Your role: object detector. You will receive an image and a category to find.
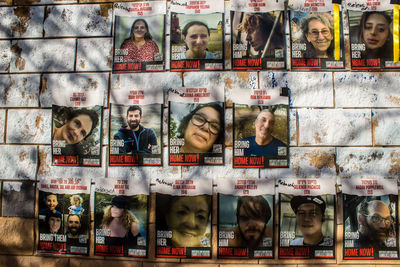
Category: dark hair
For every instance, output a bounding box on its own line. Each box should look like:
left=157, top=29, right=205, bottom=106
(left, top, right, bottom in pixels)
left=182, top=21, right=210, bottom=37
left=236, top=196, right=271, bottom=224
left=65, top=108, right=99, bottom=140
left=129, top=19, right=153, bottom=41
left=238, top=13, right=284, bottom=44
left=127, top=105, right=142, bottom=117
left=45, top=212, right=63, bottom=234
left=177, top=103, right=225, bottom=150
left=67, top=214, right=81, bottom=224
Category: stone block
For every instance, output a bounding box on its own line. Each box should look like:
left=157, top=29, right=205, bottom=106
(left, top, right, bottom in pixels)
left=102, top=107, right=109, bottom=145
left=0, top=145, right=37, bottom=180
left=40, top=73, right=109, bottom=107
left=0, top=217, right=34, bottom=255
left=6, top=109, right=51, bottom=144
left=14, top=0, right=76, bottom=5
left=259, top=72, right=334, bottom=107
left=0, top=40, right=11, bottom=72
left=373, top=109, right=400, bottom=145
left=0, top=6, right=44, bottom=38
left=335, top=72, right=400, bottom=107
left=298, top=109, right=372, bottom=146
left=70, top=258, right=141, bottom=267
left=10, top=39, right=75, bottom=72
left=44, top=4, right=112, bottom=37
left=77, top=37, right=112, bottom=71
left=0, top=110, right=4, bottom=143
left=0, top=74, right=40, bottom=107
left=185, top=71, right=258, bottom=91
left=289, top=108, right=297, bottom=146
left=225, top=108, right=232, bottom=147
left=2, top=181, right=35, bottom=217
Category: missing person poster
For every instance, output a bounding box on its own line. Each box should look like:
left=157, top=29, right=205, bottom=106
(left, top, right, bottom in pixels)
left=155, top=177, right=212, bottom=259
left=278, top=177, right=336, bottom=259
left=94, top=178, right=149, bottom=257
left=168, top=86, right=224, bottom=166
left=289, top=0, right=345, bottom=69
left=51, top=88, right=103, bottom=167
left=231, top=0, right=286, bottom=70
left=218, top=178, right=274, bottom=259
left=38, top=178, right=91, bottom=255
left=109, top=86, right=162, bottom=166
left=232, top=87, right=288, bottom=168
left=170, top=0, right=224, bottom=71
left=342, top=177, right=398, bottom=260
left=113, top=1, right=166, bottom=73
left=347, top=0, right=397, bottom=69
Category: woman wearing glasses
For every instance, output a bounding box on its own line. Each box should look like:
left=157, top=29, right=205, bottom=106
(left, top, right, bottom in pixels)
left=177, top=103, right=224, bottom=153
left=298, top=13, right=334, bottom=58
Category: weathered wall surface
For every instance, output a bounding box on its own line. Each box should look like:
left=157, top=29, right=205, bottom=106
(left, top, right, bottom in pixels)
left=0, top=0, right=399, bottom=266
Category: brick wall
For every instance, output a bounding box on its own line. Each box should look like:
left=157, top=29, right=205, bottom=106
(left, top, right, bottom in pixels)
left=0, top=0, right=399, bottom=266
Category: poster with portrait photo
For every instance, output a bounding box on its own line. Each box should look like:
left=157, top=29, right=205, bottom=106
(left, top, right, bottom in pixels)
left=231, top=0, right=286, bottom=70
left=232, top=87, right=288, bottom=168
left=289, top=0, right=345, bottom=69
left=347, top=0, right=397, bottom=69
left=94, top=178, right=149, bottom=257
left=109, top=86, right=162, bottom=166
left=155, top=177, right=212, bottom=259
left=170, top=0, right=224, bottom=71
left=342, top=177, right=398, bottom=260
left=113, top=1, right=166, bottom=73
left=38, top=178, right=91, bottom=255
left=168, top=86, right=224, bottom=166
left=278, top=177, right=336, bottom=259
left=218, top=178, right=274, bottom=259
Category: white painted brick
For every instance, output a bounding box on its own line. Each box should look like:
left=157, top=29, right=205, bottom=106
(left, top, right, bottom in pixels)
left=337, top=147, right=400, bottom=177
left=373, top=109, right=400, bottom=145
left=260, top=147, right=337, bottom=178
left=40, top=73, right=109, bottom=107
left=0, top=110, right=5, bottom=143
left=0, top=41, right=11, bottom=72
left=37, top=146, right=106, bottom=179
left=102, top=108, right=109, bottom=146
left=259, top=72, right=334, bottom=107
left=162, top=107, right=168, bottom=146
left=44, top=4, right=112, bottom=37
left=185, top=71, right=258, bottom=90
left=298, top=109, right=372, bottom=146
left=0, top=145, right=37, bottom=180
left=335, top=72, right=400, bottom=107
left=0, top=74, right=40, bottom=107
left=6, top=109, right=51, bottom=144
left=225, top=107, right=232, bottom=147
left=10, top=39, right=75, bottom=72
left=0, top=6, right=44, bottom=38
left=289, top=108, right=297, bottom=146
left=77, top=37, right=112, bottom=71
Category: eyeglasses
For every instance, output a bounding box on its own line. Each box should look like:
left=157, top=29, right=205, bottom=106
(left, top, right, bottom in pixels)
left=308, top=29, right=331, bottom=38
left=191, top=113, right=221, bottom=135
left=368, top=215, right=393, bottom=225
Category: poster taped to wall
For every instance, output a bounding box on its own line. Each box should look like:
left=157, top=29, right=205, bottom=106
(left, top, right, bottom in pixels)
left=51, top=88, right=104, bottom=167
left=342, top=177, right=398, bottom=260
left=113, top=1, right=166, bottom=73
left=155, top=177, right=212, bottom=258
left=232, top=87, right=289, bottom=168
left=218, top=178, right=274, bottom=259
left=168, top=86, right=224, bottom=166
left=38, top=178, right=91, bottom=255
left=170, top=0, right=224, bottom=71
left=231, top=0, right=286, bottom=70
left=94, top=178, right=149, bottom=257
left=347, top=0, right=397, bottom=69
left=109, top=86, right=163, bottom=166
left=278, top=177, right=336, bottom=259
left=289, top=0, right=345, bottom=69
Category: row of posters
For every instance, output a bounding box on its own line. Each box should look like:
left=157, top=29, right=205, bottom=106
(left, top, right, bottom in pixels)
left=112, top=0, right=400, bottom=71
left=51, top=84, right=289, bottom=168
left=38, top=176, right=399, bottom=260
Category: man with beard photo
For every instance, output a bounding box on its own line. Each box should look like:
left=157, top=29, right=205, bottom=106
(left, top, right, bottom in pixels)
left=228, top=196, right=272, bottom=248
left=67, top=214, right=82, bottom=239
left=114, top=105, right=158, bottom=154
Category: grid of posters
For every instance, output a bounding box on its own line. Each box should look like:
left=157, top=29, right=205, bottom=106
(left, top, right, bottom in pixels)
left=231, top=0, right=286, bottom=70
left=113, top=1, right=166, bottom=73
left=342, top=177, right=398, bottom=260
left=232, top=87, right=289, bottom=168
left=38, top=178, right=91, bottom=255
left=218, top=178, right=274, bottom=259
left=155, top=177, right=212, bottom=259
left=279, top=177, right=335, bottom=259
left=109, top=86, right=163, bottom=166
left=289, top=0, right=345, bottom=69
left=170, top=0, right=224, bottom=71
left=347, top=0, right=397, bottom=69
left=94, top=178, right=149, bottom=257
left=51, top=88, right=103, bottom=167
left=168, top=86, right=224, bottom=166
